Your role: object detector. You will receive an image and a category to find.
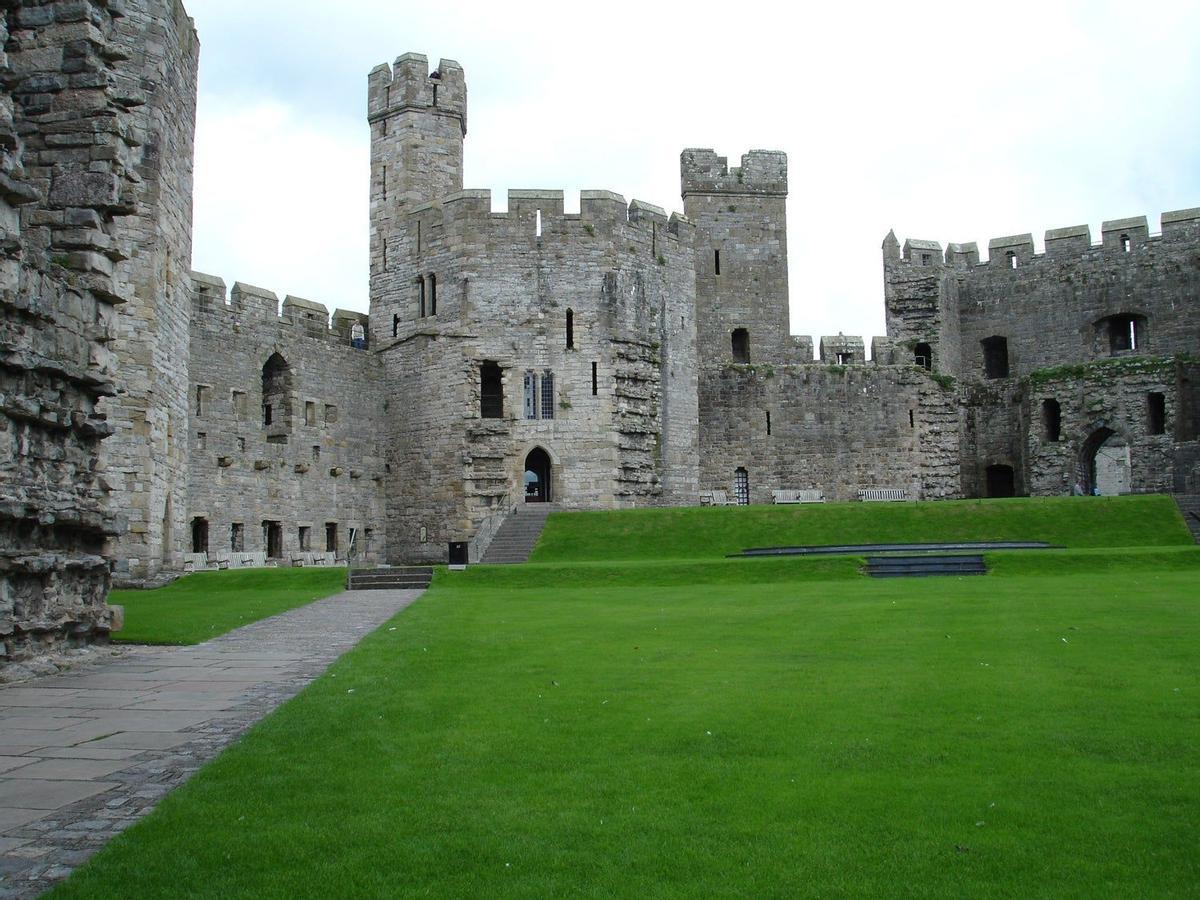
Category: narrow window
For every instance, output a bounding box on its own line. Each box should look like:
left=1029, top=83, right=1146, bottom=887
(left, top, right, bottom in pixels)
left=432, top=84, right=438, bottom=107
left=191, top=517, right=209, bottom=554
left=591, top=362, right=598, bottom=396
left=566, top=309, right=574, bottom=349
left=428, top=274, right=437, bottom=315
left=766, top=411, right=772, bottom=436
left=480, top=361, right=503, bottom=418
left=230, top=523, right=244, bottom=553
left=523, top=371, right=537, bottom=420
left=1042, top=399, right=1061, bottom=442
left=196, top=432, right=206, bottom=450
left=194, top=385, right=207, bottom=416
left=324, top=404, right=338, bottom=425
left=731, top=328, right=750, bottom=363
left=1007, top=250, right=1017, bottom=269
left=231, top=390, right=247, bottom=417
left=981, top=336, right=1009, bottom=379
left=416, top=220, right=421, bottom=253
left=298, top=526, right=311, bottom=552
left=734, top=467, right=749, bottom=506
left=909, top=410, right=915, bottom=428
left=1121, top=234, right=1131, bottom=253
left=312, top=445, right=321, bottom=461
left=536, top=209, right=542, bottom=237
left=381, top=164, right=387, bottom=202
left=262, top=353, right=291, bottom=428
left=237, top=436, right=246, bottom=452
left=714, top=249, right=721, bottom=276
left=651, top=223, right=657, bottom=257
left=914, top=342, right=932, bottom=371
left=921, top=253, right=931, bottom=266
left=1147, top=392, right=1166, bottom=435
left=305, top=401, right=317, bottom=426
left=381, top=238, right=388, bottom=271
left=541, top=371, right=555, bottom=420
left=325, top=522, right=338, bottom=553
left=417, top=277, right=426, bottom=317
left=392, top=314, right=399, bottom=337
left=263, top=404, right=272, bottom=426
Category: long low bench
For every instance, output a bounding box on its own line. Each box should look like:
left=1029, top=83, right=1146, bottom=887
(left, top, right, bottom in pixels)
left=700, top=490, right=738, bottom=506
left=858, top=488, right=910, bottom=502
left=772, top=490, right=825, bottom=504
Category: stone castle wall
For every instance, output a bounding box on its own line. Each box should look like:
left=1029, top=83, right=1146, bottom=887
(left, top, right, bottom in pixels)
left=1, top=0, right=159, bottom=661
left=97, top=0, right=197, bottom=583
left=186, top=276, right=385, bottom=565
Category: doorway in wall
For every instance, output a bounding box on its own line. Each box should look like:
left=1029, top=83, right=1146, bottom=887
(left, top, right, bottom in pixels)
left=524, top=448, right=552, bottom=503
left=262, top=520, right=283, bottom=559
left=1082, top=428, right=1131, bottom=495
left=985, top=465, right=1016, bottom=498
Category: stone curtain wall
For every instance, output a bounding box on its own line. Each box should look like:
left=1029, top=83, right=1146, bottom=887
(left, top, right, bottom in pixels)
left=698, top=366, right=961, bottom=502
left=98, top=0, right=197, bottom=583
left=0, top=0, right=147, bottom=661
left=186, top=276, right=385, bottom=565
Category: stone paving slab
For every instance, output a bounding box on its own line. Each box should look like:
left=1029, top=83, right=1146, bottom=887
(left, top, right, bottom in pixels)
left=0, top=588, right=421, bottom=898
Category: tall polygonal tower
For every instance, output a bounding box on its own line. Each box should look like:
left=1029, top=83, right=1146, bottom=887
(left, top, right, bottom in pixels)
left=368, top=53, right=465, bottom=338
left=681, top=149, right=789, bottom=366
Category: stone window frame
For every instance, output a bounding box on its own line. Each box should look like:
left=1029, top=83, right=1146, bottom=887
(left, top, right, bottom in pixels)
left=1042, top=398, right=1062, bottom=442
left=231, top=389, right=247, bottom=418
left=1147, top=392, right=1166, bottom=436
left=194, top=384, right=211, bottom=417
left=981, top=336, right=1010, bottom=379
left=731, top=328, right=750, bottom=363
left=304, top=401, right=318, bottom=427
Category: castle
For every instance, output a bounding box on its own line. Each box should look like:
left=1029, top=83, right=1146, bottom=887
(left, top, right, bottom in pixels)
left=2, top=1, right=1198, bottom=663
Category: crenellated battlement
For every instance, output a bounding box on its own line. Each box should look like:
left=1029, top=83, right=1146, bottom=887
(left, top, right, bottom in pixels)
left=888, top=207, right=1200, bottom=270
left=190, top=272, right=370, bottom=348
left=368, top=52, right=466, bottom=135
left=401, top=188, right=693, bottom=246
left=680, top=148, right=787, bottom=197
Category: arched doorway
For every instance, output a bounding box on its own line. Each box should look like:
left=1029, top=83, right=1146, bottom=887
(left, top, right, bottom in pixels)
left=1080, top=428, right=1131, bottom=496
left=524, top=447, right=552, bottom=503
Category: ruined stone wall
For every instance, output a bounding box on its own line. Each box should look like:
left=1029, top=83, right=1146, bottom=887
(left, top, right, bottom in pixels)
left=375, top=189, right=698, bottom=563
left=1, top=0, right=147, bottom=661
left=1024, top=356, right=1195, bottom=497
left=186, top=276, right=385, bottom=564
left=98, top=0, right=197, bottom=582
left=698, top=363, right=961, bottom=503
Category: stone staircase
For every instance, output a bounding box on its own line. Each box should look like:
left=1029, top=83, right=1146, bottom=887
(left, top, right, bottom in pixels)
left=346, top=566, right=433, bottom=591
left=1173, top=494, right=1200, bottom=544
left=480, top=503, right=557, bottom=564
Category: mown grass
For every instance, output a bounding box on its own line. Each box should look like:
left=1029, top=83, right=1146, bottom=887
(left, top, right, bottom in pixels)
left=59, top=507, right=1199, bottom=896
left=532, top=494, right=1193, bottom=562
left=109, top=567, right=347, bottom=645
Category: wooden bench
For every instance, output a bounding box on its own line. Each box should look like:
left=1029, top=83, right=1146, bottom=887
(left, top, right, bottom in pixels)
left=858, top=488, right=910, bottom=502
left=701, top=490, right=738, bottom=507
left=772, top=489, right=825, bottom=504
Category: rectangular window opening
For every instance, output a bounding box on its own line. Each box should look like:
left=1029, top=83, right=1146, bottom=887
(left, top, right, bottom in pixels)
left=714, top=249, right=721, bottom=276
left=523, top=371, right=537, bottom=420
left=325, top=522, right=338, bottom=553
left=230, top=523, right=244, bottom=553
left=231, top=390, right=247, bottom=417
left=540, top=371, right=555, bottom=420
left=591, top=362, right=598, bottom=396
left=304, top=401, right=316, bottom=426
left=298, top=526, right=311, bottom=552
left=1148, top=392, right=1166, bottom=435
left=766, top=411, right=772, bottom=436
left=481, top=361, right=503, bottom=419
left=536, top=208, right=543, bottom=237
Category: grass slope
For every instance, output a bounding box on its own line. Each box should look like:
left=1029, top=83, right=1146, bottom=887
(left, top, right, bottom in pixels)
left=110, top=567, right=346, bottom=645
left=59, top=552, right=1199, bottom=897
left=532, top=495, right=1193, bottom=562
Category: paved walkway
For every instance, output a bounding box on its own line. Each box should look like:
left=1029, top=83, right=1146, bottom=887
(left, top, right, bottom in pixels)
left=0, top=589, right=421, bottom=898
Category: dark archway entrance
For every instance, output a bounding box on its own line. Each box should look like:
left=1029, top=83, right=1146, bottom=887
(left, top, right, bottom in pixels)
left=1080, top=428, right=1131, bottom=495
left=524, top=448, right=552, bottom=503
left=985, top=465, right=1016, bottom=498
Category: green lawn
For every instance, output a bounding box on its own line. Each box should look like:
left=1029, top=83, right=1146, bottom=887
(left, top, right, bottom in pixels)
left=109, top=567, right=347, bottom=645
left=533, top=494, right=1194, bottom=562
left=58, top=496, right=1199, bottom=896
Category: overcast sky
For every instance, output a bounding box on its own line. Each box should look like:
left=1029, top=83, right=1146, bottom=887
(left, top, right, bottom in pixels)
left=186, top=0, right=1200, bottom=344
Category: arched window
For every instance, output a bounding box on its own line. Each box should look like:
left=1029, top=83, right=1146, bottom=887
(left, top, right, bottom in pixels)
left=566, top=309, right=574, bottom=349
left=262, top=353, right=292, bottom=428
left=731, top=328, right=750, bottom=363
left=1042, top=399, right=1061, bottom=442
left=914, top=342, right=932, bottom=371
left=1098, top=313, right=1146, bottom=355
left=981, top=336, right=1009, bottom=379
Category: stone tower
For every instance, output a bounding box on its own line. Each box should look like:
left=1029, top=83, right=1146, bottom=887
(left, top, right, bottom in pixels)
left=681, top=149, right=789, bottom=366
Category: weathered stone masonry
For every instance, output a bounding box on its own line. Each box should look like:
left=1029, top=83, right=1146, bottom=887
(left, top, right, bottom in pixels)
left=0, top=0, right=174, bottom=660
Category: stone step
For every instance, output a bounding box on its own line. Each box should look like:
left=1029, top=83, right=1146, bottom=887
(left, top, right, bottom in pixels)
left=1173, top=494, right=1200, bottom=544
left=347, top=567, right=434, bottom=591
left=480, top=505, right=558, bottom=565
